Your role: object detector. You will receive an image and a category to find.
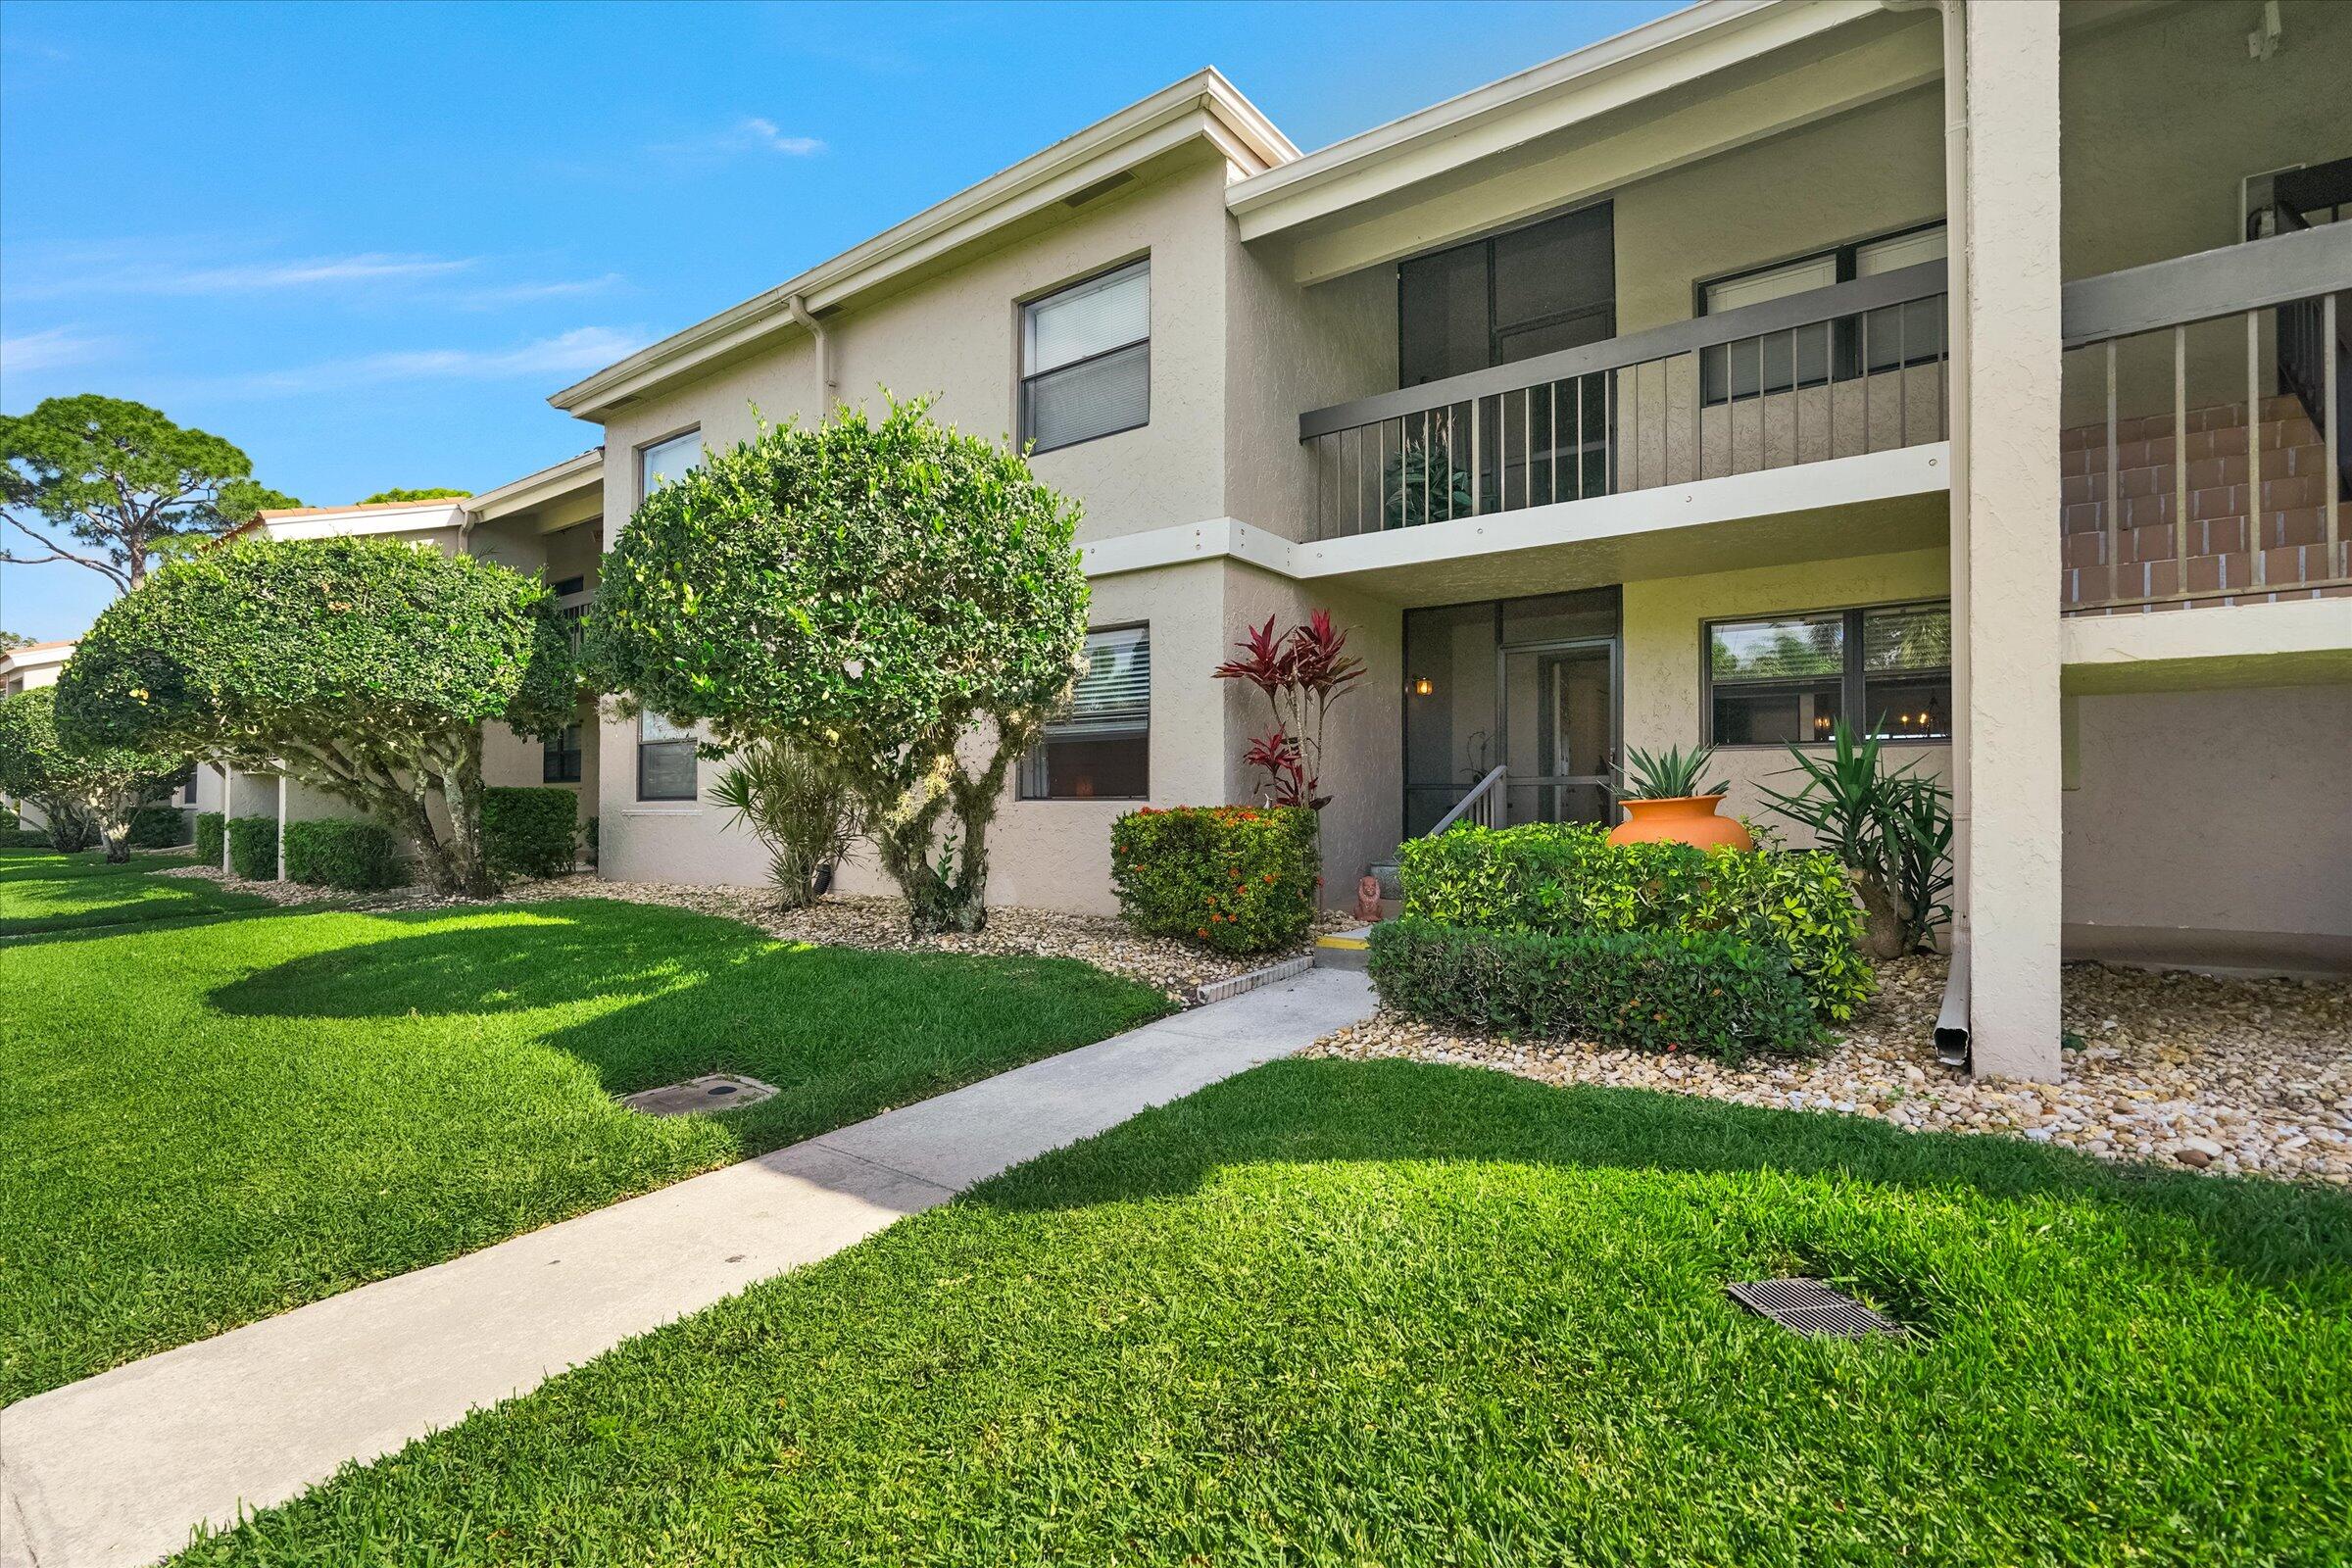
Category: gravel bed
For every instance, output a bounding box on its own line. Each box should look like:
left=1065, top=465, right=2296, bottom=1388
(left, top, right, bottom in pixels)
left=156, top=863, right=1343, bottom=1003
left=1304, top=956, right=2352, bottom=1185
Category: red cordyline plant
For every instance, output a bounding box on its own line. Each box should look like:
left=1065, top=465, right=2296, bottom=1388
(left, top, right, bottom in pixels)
left=1213, top=611, right=1365, bottom=809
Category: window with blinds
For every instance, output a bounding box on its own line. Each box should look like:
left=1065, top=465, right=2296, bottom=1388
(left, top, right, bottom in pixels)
left=1706, top=601, right=1949, bottom=746
left=636, top=710, right=698, bottom=801
left=1021, top=261, right=1149, bottom=454
left=1698, top=222, right=1946, bottom=402
left=1021, top=625, right=1149, bottom=800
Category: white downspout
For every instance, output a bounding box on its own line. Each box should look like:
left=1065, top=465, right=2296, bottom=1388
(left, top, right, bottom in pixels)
left=1937, top=0, right=1974, bottom=1069
left=785, top=294, right=837, bottom=420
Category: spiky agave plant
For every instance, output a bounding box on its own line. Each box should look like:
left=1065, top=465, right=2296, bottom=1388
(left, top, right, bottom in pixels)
left=1618, top=742, right=1729, bottom=801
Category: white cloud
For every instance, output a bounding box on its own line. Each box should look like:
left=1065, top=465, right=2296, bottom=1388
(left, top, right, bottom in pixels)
left=0, top=326, right=117, bottom=373
left=730, top=118, right=826, bottom=157
left=456, top=272, right=628, bottom=310
left=199, top=326, right=649, bottom=398
left=11, top=251, right=478, bottom=300
left=650, top=117, right=828, bottom=164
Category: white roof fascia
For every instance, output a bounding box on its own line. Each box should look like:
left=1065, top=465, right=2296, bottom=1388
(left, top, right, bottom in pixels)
left=467, top=450, right=604, bottom=522
left=1226, top=0, right=1887, bottom=239
left=0, top=644, right=74, bottom=674
left=259, top=502, right=469, bottom=542
left=551, top=69, right=1296, bottom=421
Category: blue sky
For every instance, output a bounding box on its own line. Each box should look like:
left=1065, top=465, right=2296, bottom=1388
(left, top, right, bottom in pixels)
left=1, top=0, right=1678, bottom=642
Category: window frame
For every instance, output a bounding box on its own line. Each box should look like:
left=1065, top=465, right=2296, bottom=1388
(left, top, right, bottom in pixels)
left=1692, top=220, right=1947, bottom=404
left=635, top=426, right=703, bottom=503
left=635, top=710, right=699, bottom=802
left=1018, top=621, right=1151, bottom=802
left=1700, top=597, right=1951, bottom=749
left=543, top=722, right=584, bottom=785
left=1395, top=198, right=1617, bottom=387
left=1017, top=258, right=1152, bottom=455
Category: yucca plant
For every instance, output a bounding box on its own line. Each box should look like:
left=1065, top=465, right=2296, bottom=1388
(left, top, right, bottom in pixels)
left=1758, top=721, right=1952, bottom=958
left=1618, top=742, right=1728, bottom=801
left=711, top=739, right=861, bottom=908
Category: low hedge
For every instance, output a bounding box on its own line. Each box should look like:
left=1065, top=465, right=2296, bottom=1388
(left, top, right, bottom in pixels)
left=194, top=811, right=225, bottom=864
left=1369, top=915, right=1818, bottom=1061
left=2, top=827, right=52, bottom=849
left=483, top=786, right=577, bottom=880
left=127, top=806, right=190, bottom=849
left=227, top=814, right=278, bottom=880
left=1397, top=823, right=1871, bottom=1022
left=1111, top=805, right=1320, bottom=955
left=283, top=819, right=404, bottom=890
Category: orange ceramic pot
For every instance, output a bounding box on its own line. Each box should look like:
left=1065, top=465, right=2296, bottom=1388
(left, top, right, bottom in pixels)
left=1607, top=795, right=1754, bottom=852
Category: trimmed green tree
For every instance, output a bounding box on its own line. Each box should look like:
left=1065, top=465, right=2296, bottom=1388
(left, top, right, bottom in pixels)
left=585, top=399, right=1088, bottom=934
left=56, top=536, right=574, bottom=895
left=0, top=394, right=298, bottom=594
left=358, top=487, right=470, bottom=505
left=0, top=688, right=188, bottom=861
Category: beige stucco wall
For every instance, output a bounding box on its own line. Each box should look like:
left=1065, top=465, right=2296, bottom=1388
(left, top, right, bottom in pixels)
left=1611, top=88, right=1944, bottom=338
left=2061, top=0, right=2351, bottom=281
left=2064, top=682, right=2352, bottom=943
left=1621, top=543, right=1956, bottom=837
left=1223, top=241, right=1396, bottom=540
left=598, top=147, right=1242, bottom=553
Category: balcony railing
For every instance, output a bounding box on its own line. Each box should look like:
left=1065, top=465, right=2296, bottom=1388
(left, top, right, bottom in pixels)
left=558, top=588, right=593, bottom=655
left=2059, top=222, right=2350, bottom=614
left=1298, top=261, right=1950, bottom=542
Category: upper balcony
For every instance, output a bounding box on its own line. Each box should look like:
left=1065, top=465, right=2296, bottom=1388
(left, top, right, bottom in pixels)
left=1295, top=257, right=1950, bottom=592
left=2058, top=208, right=2348, bottom=618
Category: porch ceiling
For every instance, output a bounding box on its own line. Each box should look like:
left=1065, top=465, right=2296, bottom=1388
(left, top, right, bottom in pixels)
left=1295, top=444, right=1949, bottom=608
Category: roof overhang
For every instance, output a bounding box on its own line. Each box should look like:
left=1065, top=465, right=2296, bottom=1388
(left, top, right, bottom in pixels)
left=0, top=641, right=74, bottom=677
left=1226, top=0, right=1909, bottom=273
left=549, top=69, right=1296, bottom=422
left=251, top=499, right=470, bottom=542
left=467, top=448, right=604, bottom=525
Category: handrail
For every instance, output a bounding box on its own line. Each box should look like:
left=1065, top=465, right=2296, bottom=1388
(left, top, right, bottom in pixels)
left=1300, top=260, right=1948, bottom=440
left=1427, top=765, right=1507, bottom=837
left=2061, top=222, right=2352, bottom=349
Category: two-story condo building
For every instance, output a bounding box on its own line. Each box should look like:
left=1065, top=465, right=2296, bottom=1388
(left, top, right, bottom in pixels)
left=204, top=0, right=2351, bottom=1080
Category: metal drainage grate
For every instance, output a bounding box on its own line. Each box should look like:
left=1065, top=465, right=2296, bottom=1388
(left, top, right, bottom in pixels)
left=1726, top=1277, right=1905, bottom=1340
left=620, top=1073, right=779, bottom=1117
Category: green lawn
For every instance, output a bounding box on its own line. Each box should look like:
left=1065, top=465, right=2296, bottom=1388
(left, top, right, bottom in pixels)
left=0, top=849, right=272, bottom=937
left=176, top=1059, right=2350, bottom=1566
left=0, top=894, right=1168, bottom=1401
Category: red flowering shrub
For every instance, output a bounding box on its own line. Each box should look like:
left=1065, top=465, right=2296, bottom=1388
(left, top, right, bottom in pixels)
left=1110, top=805, right=1319, bottom=955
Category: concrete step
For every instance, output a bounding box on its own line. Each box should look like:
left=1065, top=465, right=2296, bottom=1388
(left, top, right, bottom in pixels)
left=1313, top=926, right=1376, bottom=971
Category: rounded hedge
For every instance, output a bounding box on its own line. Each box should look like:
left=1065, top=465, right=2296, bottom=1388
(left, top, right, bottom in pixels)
left=56, top=535, right=574, bottom=764
left=584, top=399, right=1087, bottom=764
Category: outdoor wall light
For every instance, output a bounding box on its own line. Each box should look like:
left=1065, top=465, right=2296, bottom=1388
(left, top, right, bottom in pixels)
left=1411, top=676, right=1435, bottom=697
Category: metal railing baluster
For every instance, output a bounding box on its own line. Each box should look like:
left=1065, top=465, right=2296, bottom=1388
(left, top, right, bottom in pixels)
left=2104, top=339, right=2120, bottom=606
left=2248, top=310, right=2265, bottom=589
left=2174, top=326, right=2188, bottom=591
left=2327, top=292, right=2341, bottom=565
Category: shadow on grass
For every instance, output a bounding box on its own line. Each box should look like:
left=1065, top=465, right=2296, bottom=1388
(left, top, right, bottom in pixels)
left=0, top=851, right=271, bottom=940
left=969, top=1056, right=2352, bottom=1294
left=210, top=906, right=743, bottom=1018
left=210, top=900, right=1173, bottom=1112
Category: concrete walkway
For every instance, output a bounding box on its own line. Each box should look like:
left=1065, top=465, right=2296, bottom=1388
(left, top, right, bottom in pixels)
left=2, top=967, right=1373, bottom=1568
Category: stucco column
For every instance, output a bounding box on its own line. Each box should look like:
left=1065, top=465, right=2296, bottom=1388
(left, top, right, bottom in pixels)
left=1953, top=0, right=2063, bottom=1080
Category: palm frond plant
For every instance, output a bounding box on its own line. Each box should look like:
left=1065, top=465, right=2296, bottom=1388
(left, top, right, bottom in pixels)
left=1618, top=742, right=1729, bottom=801
left=1757, top=720, right=1953, bottom=958
left=711, top=739, right=861, bottom=908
